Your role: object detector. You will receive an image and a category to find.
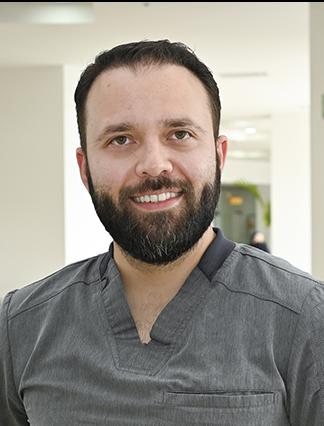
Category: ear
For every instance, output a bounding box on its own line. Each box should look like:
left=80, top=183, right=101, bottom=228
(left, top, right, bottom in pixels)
left=76, top=147, right=89, bottom=191
left=216, top=135, right=228, bottom=171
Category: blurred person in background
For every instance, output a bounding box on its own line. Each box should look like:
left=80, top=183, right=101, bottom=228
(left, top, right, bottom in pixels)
left=249, top=230, right=270, bottom=253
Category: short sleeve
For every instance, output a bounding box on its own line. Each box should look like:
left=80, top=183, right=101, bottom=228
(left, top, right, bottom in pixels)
left=0, top=292, right=29, bottom=426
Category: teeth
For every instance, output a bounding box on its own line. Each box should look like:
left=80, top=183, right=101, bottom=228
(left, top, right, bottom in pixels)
left=134, top=192, right=179, bottom=203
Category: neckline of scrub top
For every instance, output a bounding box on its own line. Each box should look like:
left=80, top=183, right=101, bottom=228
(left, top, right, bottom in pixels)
left=99, top=228, right=235, bottom=374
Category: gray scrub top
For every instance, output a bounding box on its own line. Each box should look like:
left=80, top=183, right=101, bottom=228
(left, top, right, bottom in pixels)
left=1, top=229, right=324, bottom=425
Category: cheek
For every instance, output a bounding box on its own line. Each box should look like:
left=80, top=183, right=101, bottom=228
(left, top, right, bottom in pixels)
left=85, top=164, right=114, bottom=201
left=87, top=154, right=129, bottom=191
left=185, top=154, right=216, bottom=186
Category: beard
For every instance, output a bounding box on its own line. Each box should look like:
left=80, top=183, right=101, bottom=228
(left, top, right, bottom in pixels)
left=86, top=160, right=221, bottom=265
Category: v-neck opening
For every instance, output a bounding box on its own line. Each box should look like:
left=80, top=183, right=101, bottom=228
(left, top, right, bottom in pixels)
left=99, top=228, right=235, bottom=374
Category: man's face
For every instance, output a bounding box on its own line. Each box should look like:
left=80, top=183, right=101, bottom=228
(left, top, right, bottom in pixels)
left=77, top=64, right=227, bottom=264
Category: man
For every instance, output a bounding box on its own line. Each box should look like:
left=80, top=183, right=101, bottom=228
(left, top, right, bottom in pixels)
left=0, top=40, right=323, bottom=425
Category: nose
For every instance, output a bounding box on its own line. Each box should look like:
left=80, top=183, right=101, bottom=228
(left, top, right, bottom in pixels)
left=135, top=141, right=173, bottom=178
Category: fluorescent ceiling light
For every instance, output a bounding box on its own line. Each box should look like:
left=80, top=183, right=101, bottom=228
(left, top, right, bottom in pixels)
left=226, top=130, right=247, bottom=142
left=227, top=150, right=269, bottom=160
left=244, top=127, right=257, bottom=134
left=0, top=2, right=94, bottom=24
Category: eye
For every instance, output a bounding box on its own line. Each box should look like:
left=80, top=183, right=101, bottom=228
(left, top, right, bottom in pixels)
left=171, top=130, right=192, bottom=141
left=110, top=135, right=131, bottom=146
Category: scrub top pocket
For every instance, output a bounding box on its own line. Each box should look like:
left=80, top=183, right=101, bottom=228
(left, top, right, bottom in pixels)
left=162, top=391, right=290, bottom=425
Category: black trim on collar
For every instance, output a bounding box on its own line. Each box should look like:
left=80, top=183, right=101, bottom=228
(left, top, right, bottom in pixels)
left=198, top=228, right=235, bottom=281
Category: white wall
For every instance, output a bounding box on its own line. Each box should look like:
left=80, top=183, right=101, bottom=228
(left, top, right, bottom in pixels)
left=222, top=159, right=270, bottom=186
left=0, top=67, right=65, bottom=297
left=271, top=110, right=311, bottom=272
left=63, top=66, right=112, bottom=265
left=310, top=3, right=324, bottom=280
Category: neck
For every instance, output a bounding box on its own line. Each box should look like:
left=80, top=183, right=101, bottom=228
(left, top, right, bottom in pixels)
left=113, top=226, right=216, bottom=291
left=113, top=226, right=216, bottom=345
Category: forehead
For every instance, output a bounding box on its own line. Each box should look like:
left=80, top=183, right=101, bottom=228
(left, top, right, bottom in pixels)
left=85, top=64, right=213, bottom=136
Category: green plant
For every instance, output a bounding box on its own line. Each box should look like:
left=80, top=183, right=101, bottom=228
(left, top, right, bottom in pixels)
left=234, top=181, right=271, bottom=227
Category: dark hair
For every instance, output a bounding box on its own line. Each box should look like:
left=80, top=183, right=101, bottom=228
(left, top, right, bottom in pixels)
left=74, top=40, right=221, bottom=152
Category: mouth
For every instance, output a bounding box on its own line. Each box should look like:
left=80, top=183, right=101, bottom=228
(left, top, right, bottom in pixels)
left=130, top=190, right=183, bottom=211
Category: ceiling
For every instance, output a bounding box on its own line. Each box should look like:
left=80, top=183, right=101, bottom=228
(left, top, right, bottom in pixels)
left=0, top=2, right=310, bottom=160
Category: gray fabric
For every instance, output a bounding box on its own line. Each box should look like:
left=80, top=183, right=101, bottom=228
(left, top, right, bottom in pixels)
left=1, top=233, right=324, bottom=425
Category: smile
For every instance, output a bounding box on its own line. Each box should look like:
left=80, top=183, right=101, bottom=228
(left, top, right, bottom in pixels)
left=133, top=192, right=180, bottom=204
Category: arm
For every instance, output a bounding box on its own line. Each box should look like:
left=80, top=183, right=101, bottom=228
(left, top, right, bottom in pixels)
left=0, top=292, right=29, bottom=425
left=286, top=285, right=324, bottom=425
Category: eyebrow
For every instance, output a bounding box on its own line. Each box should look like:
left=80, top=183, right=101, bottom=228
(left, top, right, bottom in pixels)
left=96, top=122, right=135, bottom=143
left=96, top=117, right=207, bottom=142
left=160, top=118, right=207, bottom=135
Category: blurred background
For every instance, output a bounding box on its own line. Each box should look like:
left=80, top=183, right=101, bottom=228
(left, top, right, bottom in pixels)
left=1, top=2, right=323, bottom=296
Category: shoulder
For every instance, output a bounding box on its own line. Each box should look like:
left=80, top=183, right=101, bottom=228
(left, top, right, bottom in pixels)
left=216, top=243, right=324, bottom=314
left=2, top=252, right=110, bottom=320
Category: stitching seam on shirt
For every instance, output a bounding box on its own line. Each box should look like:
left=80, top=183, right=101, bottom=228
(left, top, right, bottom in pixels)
left=5, top=292, right=26, bottom=411
left=166, top=270, right=211, bottom=341
left=310, top=302, right=324, bottom=390
left=232, top=248, right=320, bottom=285
left=285, top=291, right=319, bottom=418
left=309, top=304, right=324, bottom=421
left=213, top=278, right=302, bottom=314
left=8, top=279, right=101, bottom=321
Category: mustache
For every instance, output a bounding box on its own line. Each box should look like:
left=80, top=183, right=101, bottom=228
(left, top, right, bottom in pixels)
left=120, top=176, right=192, bottom=201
